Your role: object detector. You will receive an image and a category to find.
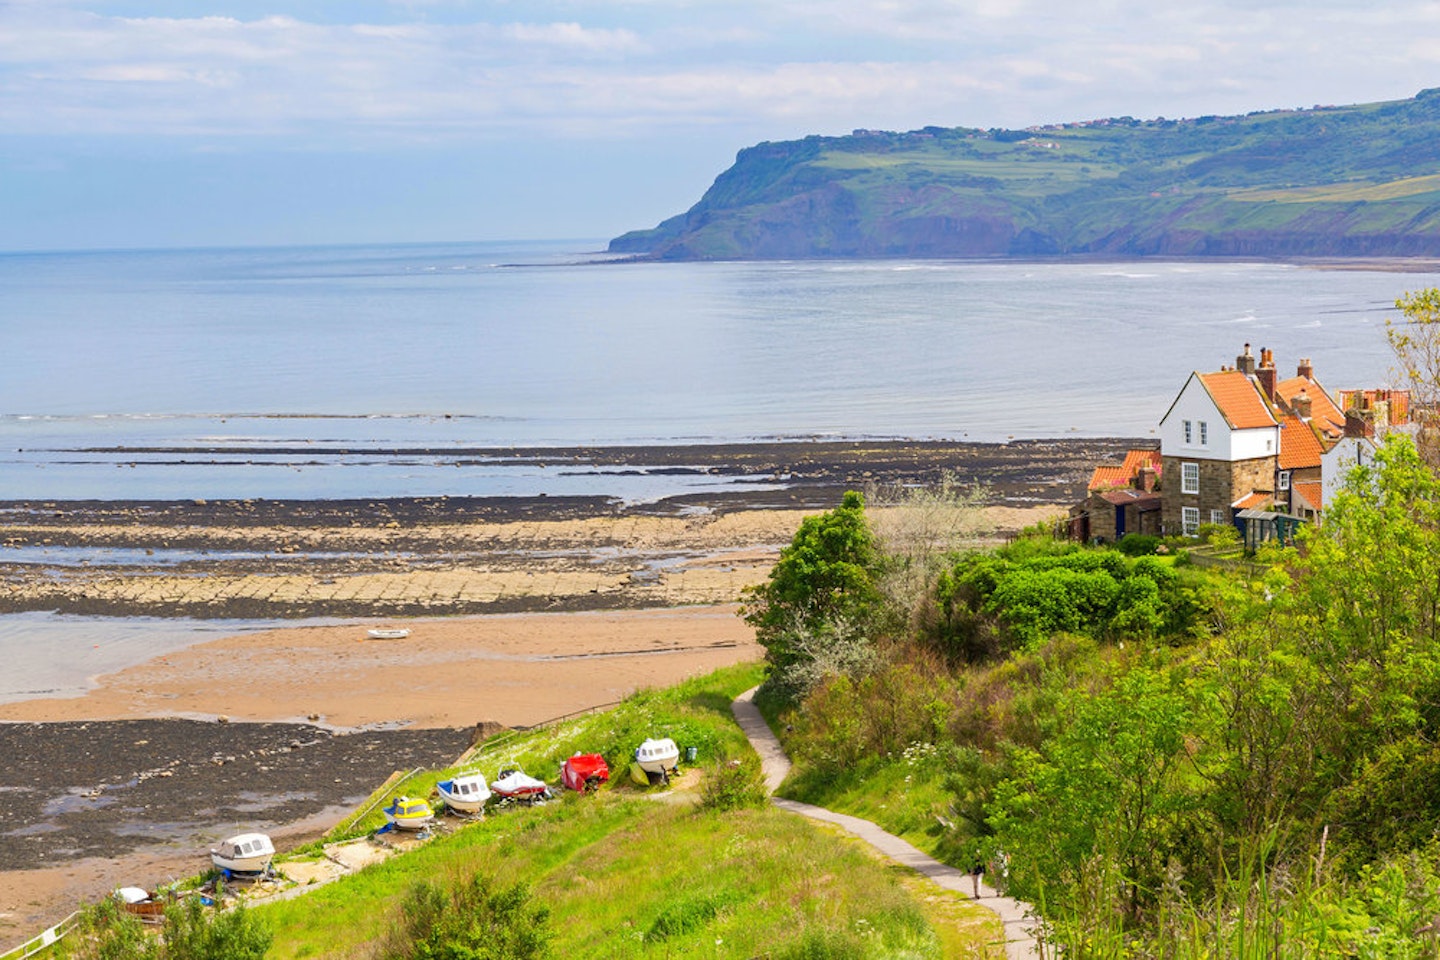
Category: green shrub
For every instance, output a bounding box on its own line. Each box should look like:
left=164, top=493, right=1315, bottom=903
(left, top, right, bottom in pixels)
left=374, top=871, right=551, bottom=960
left=776, top=928, right=866, bottom=960
left=699, top=756, right=768, bottom=812
left=1116, top=533, right=1161, bottom=556
left=160, top=898, right=270, bottom=960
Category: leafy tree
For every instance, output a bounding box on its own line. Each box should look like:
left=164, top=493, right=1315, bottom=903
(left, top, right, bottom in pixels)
left=742, top=491, right=883, bottom=698
left=1388, top=288, right=1440, bottom=463
left=374, top=871, right=551, bottom=960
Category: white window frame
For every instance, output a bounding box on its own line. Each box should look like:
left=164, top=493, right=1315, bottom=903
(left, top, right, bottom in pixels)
left=1183, top=419, right=1193, bottom=444
left=1199, top=420, right=1208, bottom=446
left=1278, top=470, right=1291, bottom=491
left=1210, top=509, right=1226, bottom=526
left=1181, top=462, right=1200, bottom=494
left=1182, top=506, right=1200, bottom=536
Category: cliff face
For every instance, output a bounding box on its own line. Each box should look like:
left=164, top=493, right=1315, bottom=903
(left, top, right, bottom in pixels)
left=610, top=90, right=1440, bottom=260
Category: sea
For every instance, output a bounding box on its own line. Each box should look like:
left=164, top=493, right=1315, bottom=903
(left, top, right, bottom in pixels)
left=2, top=240, right=1439, bottom=694
left=3, top=239, right=1435, bottom=504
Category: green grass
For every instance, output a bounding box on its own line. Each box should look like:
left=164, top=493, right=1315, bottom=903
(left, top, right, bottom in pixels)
left=253, top=661, right=1004, bottom=958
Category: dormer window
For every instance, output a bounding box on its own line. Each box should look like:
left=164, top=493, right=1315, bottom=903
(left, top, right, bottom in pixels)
left=1278, top=471, right=1291, bottom=491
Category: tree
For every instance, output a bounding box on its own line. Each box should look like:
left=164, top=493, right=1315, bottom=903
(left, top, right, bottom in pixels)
left=741, top=491, right=883, bottom=698
left=1387, top=288, right=1440, bottom=463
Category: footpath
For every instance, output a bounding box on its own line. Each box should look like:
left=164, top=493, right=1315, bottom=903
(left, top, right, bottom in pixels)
left=731, top=688, right=1042, bottom=960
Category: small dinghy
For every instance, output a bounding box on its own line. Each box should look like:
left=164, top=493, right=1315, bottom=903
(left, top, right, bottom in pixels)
left=490, top=769, right=552, bottom=804
left=115, top=887, right=166, bottom=924
left=366, top=627, right=411, bottom=640
left=560, top=753, right=610, bottom=793
left=210, top=832, right=275, bottom=875
left=382, top=796, right=435, bottom=831
left=634, top=738, right=681, bottom=782
left=435, top=772, right=491, bottom=815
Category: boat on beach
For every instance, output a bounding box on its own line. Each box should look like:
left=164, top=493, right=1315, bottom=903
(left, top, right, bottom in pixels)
left=210, top=832, right=275, bottom=875
left=490, top=769, right=551, bottom=804
left=366, top=627, right=411, bottom=640
left=435, top=772, right=491, bottom=814
left=382, top=796, right=435, bottom=830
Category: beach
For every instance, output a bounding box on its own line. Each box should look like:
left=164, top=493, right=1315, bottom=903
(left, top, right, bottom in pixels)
left=0, top=438, right=1108, bottom=943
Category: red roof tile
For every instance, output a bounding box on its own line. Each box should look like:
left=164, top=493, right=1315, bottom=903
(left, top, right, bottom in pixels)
left=1198, top=371, right=1277, bottom=429
left=1232, top=491, right=1272, bottom=510
left=1087, top=449, right=1161, bottom=492
left=1278, top=415, right=1326, bottom=470
left=1291, top=481, right=1323, bottom=511
left=1277, top=376, right=1345, bottom=429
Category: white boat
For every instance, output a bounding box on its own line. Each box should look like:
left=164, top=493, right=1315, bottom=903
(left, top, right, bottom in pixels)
left=210, top=832, right=275, bottom=874
left=634, top=738, right=680, bottom=776
left=382, top=796, right=435, bottom=830
left=490, top=769, right=551, bottom=803
left=435, top=772, right=491, bottom=814
left=367, top=627, right=411, bottom=640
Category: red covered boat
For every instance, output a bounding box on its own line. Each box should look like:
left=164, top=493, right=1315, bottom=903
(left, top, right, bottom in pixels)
left=560, top=753, right=610, bottom=793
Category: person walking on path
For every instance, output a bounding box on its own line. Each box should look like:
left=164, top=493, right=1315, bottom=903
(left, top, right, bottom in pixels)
left=730, top=686, right=1042, bottom=960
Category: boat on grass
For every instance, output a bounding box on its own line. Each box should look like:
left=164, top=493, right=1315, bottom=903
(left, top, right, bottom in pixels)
left=490, top=769, right=552, bottom=804
left=382, top=796, right=435, bottom=831
left=210, top=833, right=275, bottom=875
left=115, top=887, right=167, bottom=924
left=560, top=753, right=610, bottom=793
left=435, top=772, right=491, bottom=814
left=634, top=738, right=680, bottom=782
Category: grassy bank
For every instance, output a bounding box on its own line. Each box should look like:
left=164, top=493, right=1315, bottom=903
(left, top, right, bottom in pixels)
left=252, top=661, right=1002, bottom=958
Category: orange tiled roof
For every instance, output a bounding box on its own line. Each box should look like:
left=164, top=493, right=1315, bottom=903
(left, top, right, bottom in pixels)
left=1278, top=415, right=1326, bottom=470
left=1087, top=449, right=1161, bottom=492
left=1232, top=491, right=1272, bottom=510
left=1292, top=481, right=1324, bottom=511
left=1277, top=376, right=1345, bottom=429
left=1198, top=371, right=1278, bottom=430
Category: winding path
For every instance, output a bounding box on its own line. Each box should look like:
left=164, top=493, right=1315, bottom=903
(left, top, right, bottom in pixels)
left=731, top=687, right=1042, bottom=960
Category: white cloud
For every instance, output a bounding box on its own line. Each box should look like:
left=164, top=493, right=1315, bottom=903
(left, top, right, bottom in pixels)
left=0, top=1, right=1436, bottom=144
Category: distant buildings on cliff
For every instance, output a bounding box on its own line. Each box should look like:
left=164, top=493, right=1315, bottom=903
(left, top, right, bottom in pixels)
left=1073, top=344, right=1410, bottom=546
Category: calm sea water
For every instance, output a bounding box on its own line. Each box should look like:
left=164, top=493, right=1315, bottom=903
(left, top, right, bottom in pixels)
left=2, top=240, right=1435, bottom=501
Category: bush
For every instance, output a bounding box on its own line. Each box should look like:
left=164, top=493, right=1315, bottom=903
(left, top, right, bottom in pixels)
left=65, top=897, right=270, bottom=960
left=374, top=870, right=551, bottom=960
left=699, top=756, right=768, bottom=812
left=1117, top=533, right=1161, bottom=556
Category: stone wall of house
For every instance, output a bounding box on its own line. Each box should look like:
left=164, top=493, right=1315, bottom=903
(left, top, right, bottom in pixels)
left=1161, top=455, right=1276, bottom=534
left=1087, top=494, right=1118, bottom=541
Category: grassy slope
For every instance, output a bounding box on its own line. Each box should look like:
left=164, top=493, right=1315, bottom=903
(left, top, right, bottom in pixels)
left=256, top=662, right=1004, bottom=959
left=611, top=89, right=1440, bottom=259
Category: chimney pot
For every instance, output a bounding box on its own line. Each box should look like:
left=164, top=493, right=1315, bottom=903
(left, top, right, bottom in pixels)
left=1297, top=357, right=1314, bottom=379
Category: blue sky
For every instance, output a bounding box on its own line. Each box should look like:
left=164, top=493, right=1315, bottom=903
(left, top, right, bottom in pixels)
left=3, top=0, right=1439, bottom=251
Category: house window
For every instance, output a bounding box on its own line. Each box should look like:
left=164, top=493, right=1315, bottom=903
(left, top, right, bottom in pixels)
left=1182, top=507, right=1200, bottom=536
left=1181, top=462, right=1200, bottom=494
left=1199, top=421, right=1208, bottom=445
left=1183, top=419, right=1193, bottom=444
left=1278, top=470, right=1291, bottom=491
left=1210, top=509, right=1226, bottom=526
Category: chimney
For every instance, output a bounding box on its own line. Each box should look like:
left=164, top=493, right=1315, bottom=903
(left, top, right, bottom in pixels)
left=1136, top=465, right=1157, bottom=493
left=1297, top=357, right=1314, bottom=380
left=1236, top=343, right=1256, bottom=376
left=1256, top=347, right=1277, bottom=402
left=1294, top=388, right=1312, bottom=420
left=1345, top=408, right=1373, bottom=439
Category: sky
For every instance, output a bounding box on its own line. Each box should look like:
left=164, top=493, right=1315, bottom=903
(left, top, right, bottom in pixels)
left=3, top=1, right=1440, bottom=251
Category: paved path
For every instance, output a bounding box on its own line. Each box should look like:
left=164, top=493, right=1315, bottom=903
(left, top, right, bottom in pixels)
left=731, top=687, right=1042, bottom=960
